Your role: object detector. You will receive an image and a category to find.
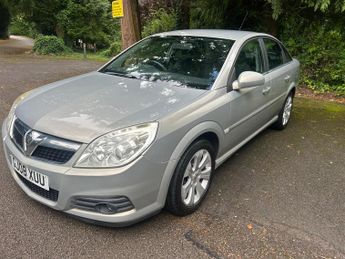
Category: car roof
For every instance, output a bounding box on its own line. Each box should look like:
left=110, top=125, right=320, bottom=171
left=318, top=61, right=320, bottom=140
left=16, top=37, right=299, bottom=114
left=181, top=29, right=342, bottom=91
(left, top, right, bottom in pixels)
left=153, top=29, right=270, bottom=41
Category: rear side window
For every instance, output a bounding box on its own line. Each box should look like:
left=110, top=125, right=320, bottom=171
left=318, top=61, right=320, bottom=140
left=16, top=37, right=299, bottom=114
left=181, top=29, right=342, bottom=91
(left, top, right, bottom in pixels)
left=263, top=38, right=284, bottom=70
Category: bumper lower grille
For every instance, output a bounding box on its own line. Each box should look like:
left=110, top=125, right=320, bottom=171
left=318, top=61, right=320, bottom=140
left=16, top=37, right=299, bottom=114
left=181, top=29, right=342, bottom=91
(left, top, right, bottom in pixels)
left=16, top=171, right=59, bottom=202
left=32, top=146, right=75, bottom=164
left=72, top=196, right=134, bottom=214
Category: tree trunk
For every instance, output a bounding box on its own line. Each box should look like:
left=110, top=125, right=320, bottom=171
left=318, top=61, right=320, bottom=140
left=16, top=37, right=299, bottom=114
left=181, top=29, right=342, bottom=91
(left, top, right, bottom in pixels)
left=121, top=0, right=141, bottom=49
left=264, top=15, right=278, bottom=36
left=0, top=3, right=10, bottom=39
left=177, top=0, right=190, bottom=29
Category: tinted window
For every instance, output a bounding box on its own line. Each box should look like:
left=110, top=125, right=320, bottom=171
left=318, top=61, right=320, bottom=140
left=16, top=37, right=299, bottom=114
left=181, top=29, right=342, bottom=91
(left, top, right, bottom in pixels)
left=282, top=45, right=293, bottom=62
left=264, top=38, right=284, bottom=70
left=235, top=39, right=264, bottom=78
left=101, top=36, right=234, bottom=90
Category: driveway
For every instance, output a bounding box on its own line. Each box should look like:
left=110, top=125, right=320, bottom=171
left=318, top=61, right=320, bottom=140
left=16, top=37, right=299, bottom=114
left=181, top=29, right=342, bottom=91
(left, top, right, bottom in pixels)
left=0, top=35, right=34, bottom=55
left=0, top=52, right=344, bottom=258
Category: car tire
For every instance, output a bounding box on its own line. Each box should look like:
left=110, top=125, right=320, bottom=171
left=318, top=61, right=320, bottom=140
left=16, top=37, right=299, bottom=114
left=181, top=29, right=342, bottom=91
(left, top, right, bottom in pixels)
left=271, top=92, right=294, bottom=130
left=166, top=139, right=215, bottom=216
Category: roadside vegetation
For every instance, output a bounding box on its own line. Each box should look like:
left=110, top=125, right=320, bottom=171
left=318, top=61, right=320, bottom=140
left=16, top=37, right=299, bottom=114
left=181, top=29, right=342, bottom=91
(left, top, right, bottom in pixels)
left=0, top=0, right=345, bottom=96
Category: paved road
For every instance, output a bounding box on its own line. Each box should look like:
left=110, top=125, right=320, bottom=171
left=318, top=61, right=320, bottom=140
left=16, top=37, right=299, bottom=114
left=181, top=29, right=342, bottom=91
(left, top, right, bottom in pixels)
left=0, top=52, right=345, bottom=258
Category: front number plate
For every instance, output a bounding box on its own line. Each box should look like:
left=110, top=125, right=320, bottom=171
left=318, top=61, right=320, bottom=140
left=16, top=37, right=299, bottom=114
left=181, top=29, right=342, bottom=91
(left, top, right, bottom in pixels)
left=10, top=155, right=49, bottom=191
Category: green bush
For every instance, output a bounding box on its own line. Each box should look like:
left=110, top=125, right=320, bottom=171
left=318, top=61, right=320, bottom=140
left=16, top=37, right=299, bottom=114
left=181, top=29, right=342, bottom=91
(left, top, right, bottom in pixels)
left=33, top=35, right=68, bottom=55
left=101, top=41, right=121, bottom=57
left=281, top=20, right=345, bottom=96
left=142, top=9, right=177, bottom=37
left=10, top=16, right=38, bottom=38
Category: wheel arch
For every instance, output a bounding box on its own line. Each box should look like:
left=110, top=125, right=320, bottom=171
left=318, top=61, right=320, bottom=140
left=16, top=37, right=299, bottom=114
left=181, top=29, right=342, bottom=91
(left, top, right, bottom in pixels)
left=290, top=86, right=296, bottom=97
left=156, top=121, right=224, bottom=206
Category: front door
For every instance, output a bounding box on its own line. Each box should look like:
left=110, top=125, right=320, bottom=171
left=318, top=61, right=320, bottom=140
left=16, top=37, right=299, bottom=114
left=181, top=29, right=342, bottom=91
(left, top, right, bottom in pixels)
left=225, top=38, right=273, bottom=150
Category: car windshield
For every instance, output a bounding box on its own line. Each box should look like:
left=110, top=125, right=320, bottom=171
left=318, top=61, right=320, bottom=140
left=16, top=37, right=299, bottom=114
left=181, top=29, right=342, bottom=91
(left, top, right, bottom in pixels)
left=100, top=36, right=234, bottom=90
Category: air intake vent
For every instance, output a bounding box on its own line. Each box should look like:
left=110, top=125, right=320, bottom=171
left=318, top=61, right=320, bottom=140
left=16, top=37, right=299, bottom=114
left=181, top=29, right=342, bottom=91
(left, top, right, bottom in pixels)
left=72, top=196, right=134, bottom=214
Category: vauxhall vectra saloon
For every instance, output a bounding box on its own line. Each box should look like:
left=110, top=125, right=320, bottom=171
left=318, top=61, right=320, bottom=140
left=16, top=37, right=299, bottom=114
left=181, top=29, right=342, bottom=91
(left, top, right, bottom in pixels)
left=2, top=30, right=299, bottom=226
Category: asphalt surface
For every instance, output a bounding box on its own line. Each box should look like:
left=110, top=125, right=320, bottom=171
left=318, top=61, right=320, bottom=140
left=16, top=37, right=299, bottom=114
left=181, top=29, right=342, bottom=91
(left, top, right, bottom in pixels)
left=0, top=39, right=345, bottom=258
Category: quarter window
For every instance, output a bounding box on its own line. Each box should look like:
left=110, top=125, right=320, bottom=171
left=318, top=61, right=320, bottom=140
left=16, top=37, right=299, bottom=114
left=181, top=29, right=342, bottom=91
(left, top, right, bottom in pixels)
left=282, top=45, right=293, bottom=62
left=234, top=39, right=264, bottom=78
left=263, top=38, right=284, bottom=70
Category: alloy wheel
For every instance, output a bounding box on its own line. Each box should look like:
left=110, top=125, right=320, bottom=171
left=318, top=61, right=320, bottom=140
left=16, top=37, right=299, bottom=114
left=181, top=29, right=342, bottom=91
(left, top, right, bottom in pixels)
left=282, top=96, right=292, bottom=125
left=181, top=149, right=212, bottom=206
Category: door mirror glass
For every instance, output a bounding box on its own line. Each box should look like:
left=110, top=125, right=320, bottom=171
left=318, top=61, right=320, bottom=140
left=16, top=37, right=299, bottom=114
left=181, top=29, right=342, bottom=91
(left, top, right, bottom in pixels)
left=232, top=71, right=265, bottom=90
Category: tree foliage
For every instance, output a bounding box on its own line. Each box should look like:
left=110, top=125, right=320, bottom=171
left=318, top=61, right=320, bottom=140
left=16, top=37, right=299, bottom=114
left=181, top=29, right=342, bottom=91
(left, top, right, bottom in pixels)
left=267, top=0, right=345, bottom=18
left=3, top=0, right=119, bottom=47
left=56, top=0, right=114, bottom=47
left=142, top=9, right=177, bottom=37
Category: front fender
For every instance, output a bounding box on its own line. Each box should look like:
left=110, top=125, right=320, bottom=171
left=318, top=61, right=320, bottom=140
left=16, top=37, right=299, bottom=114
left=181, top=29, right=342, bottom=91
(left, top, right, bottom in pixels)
left=155, top=120, right=225, bottom=206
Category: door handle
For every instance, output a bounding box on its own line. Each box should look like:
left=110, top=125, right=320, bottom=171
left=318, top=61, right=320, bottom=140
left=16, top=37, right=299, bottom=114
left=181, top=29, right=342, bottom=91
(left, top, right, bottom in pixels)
left=284, top=75, right=291, bottom=83
left=262, top=86, right=271, bottom=95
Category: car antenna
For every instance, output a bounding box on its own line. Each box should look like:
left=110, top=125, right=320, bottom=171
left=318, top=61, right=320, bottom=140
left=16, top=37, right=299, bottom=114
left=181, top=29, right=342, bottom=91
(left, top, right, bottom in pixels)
left=239, top=11, right=248, bottom=30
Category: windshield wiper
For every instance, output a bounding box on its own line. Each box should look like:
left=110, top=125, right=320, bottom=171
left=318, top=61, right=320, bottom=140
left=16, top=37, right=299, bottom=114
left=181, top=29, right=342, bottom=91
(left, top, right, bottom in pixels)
left=102, top=70, right=138, bottom=80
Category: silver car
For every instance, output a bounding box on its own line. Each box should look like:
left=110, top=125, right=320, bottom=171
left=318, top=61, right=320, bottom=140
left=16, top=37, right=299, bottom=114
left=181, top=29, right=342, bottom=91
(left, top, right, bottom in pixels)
left=2, top=30, right=299, bottom=226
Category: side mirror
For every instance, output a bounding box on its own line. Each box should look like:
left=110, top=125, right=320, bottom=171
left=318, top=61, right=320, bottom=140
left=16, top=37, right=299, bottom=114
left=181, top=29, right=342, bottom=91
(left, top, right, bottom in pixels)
left=232, top=71, right=265, bottom=90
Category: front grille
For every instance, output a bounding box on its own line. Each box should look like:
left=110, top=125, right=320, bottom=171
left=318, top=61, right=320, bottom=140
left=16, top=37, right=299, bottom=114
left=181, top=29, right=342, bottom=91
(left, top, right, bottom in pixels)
left=12, top=118, right=30, bottom=150
left=15, top=171, right=59, bottom=202
left=72, top=196, right=134, bottom=214
left=10, top=117, right=79, bottom=164
left=32, top=146, right=75, bottom=164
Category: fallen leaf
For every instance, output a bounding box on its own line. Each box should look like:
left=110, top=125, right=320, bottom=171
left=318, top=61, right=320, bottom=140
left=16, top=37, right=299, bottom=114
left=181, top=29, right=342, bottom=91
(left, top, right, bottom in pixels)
left=247, top=223, right=253, bottom=230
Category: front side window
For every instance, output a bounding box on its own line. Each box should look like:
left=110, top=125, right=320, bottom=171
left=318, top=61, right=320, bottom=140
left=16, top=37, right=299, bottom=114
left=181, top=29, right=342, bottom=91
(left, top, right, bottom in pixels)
left=100, top=36, right=234, bottom=90
left=264, top=38, right=284, bottom=70
left=234, top=39, right=264, bottom=78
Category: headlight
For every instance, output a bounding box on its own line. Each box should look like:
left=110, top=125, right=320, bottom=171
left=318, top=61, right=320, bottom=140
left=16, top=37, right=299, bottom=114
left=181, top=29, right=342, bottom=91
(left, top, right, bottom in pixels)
left=75, top=122, right=158, bottom=168
left=7, top=90, right=33, bottom=132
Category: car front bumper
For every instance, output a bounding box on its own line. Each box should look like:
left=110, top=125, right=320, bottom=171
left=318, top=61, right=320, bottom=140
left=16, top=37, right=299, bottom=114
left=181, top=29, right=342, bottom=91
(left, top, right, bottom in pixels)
left=2, top=119, right=168, bottom=226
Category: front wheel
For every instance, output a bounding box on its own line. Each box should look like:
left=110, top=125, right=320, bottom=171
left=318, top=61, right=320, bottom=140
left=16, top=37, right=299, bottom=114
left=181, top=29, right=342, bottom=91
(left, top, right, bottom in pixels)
left=166, top=139, right=215, bottom=216
left=272, top=92, right=294, bottom=130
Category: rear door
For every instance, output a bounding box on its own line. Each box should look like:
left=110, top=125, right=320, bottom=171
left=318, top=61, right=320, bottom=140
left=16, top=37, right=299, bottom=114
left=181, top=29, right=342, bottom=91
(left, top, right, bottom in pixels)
left=260, top=37, right=294, bottom=117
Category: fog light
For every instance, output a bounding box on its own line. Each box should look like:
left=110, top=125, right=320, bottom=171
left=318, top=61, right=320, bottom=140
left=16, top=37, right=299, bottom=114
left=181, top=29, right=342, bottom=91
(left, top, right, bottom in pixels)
left=95, top=203, right=118, bottom=214
left=73, top=196, right=134, bottom=214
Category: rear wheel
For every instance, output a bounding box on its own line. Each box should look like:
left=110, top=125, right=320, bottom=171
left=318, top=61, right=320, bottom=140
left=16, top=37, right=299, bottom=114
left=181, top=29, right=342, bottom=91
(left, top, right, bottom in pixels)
left=272, top=92, right=294, bottom=130
left=166, top=139, right=215, bottom=216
